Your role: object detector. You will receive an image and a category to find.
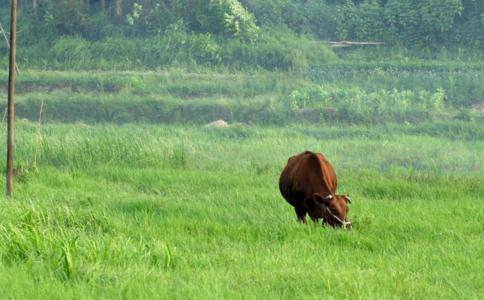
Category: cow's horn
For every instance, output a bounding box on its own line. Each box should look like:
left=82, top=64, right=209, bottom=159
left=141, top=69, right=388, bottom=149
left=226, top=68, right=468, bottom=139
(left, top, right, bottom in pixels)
left=325, top=194, right=333, bottom=200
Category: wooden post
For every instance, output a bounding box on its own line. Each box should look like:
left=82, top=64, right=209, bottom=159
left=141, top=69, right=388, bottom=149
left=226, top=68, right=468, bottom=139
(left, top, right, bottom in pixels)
left=6, top=0, right=17, bottom=197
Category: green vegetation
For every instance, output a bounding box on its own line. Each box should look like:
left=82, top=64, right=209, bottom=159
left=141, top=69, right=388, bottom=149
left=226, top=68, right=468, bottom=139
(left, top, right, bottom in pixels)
left=2, top=65, right=483, bottom=125
left=0, top=122, right=482, bottom=298
left=1, top=0, right=483, bottom=71
left=0, top=67, right=482, bottom=298
left=0, top=0, right=482, bottom=298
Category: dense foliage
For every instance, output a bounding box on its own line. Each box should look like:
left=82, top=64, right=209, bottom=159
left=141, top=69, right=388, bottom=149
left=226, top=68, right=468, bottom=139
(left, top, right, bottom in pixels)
left=0, top=0, right=482, bottom=70
left=6, top=0, right=482, bottom=44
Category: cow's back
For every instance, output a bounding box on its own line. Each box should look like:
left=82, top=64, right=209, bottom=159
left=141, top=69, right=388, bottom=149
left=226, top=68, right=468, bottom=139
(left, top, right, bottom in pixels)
left=279, top=151, right=336, bottom=207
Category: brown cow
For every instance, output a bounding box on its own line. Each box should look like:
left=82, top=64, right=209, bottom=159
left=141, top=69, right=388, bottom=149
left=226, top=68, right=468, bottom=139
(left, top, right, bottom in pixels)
left=279, top=151, right=352, bottom=229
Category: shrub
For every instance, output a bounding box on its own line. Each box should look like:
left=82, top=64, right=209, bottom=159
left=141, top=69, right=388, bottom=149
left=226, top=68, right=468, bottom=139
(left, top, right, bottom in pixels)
left=222, top=28, right=337, bottom=70
left=51, top=37, right=91, bottom=69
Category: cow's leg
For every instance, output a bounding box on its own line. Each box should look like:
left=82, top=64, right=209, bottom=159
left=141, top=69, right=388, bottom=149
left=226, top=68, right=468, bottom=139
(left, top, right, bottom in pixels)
left=295, top=205, right=307, bottom=224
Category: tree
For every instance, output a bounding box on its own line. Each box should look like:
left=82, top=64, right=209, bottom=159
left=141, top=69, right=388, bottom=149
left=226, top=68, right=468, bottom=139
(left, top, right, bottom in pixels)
left=208, top=0, right=259, bottom=41
left=116, top=0, right=124, bottom=20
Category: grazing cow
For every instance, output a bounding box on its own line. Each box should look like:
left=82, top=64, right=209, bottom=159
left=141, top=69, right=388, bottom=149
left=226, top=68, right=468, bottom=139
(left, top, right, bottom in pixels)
left=279, top=151, right=352, bottom=229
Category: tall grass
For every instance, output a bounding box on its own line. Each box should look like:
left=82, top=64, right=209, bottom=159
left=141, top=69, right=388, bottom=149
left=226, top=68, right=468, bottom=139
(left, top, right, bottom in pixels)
left=0, top=122, right=482, bottom=298
left=0, top=121, right=482, bottom=175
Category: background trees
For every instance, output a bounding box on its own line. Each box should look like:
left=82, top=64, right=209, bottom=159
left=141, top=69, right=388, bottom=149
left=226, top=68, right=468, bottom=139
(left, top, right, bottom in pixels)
left=1, top=0, right=481, bottom=47
left=0, top=0, right=482, bottom=70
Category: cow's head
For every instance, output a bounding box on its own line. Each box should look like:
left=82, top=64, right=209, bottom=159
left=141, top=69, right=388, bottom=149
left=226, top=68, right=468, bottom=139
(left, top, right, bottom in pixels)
left=305, top=193, right=352, bottom=229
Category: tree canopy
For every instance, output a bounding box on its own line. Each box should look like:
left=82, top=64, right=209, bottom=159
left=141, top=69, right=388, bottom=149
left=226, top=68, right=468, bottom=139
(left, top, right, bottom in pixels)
left=2, top=0, right=482, bottom=47
left=0, top=0, right=481, bottom=71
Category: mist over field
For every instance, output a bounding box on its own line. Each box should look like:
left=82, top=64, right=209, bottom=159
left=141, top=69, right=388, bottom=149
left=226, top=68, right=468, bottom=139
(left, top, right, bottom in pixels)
left=0, top=1, right=483, bottom=299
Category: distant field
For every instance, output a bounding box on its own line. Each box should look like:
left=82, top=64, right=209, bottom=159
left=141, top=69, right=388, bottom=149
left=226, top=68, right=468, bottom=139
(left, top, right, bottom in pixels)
left=1, top=64, right=483, bottom=125
left=0, top=122, right=482, bottom=298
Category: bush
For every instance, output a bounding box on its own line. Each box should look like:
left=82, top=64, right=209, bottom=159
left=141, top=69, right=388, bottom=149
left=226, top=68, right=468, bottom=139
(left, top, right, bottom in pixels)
left=333, top=0, right=469, bottom=47
left=139, top=22, right=222, bottom=68
left=32, top=26, right=336, bottom=71
left=222, top=28, right=337, bottom=70
left=90, top=37, right=138, bottom=69
left=207, top=0, right=259, bottom=42
left=51, top=37, right=92, bottom=69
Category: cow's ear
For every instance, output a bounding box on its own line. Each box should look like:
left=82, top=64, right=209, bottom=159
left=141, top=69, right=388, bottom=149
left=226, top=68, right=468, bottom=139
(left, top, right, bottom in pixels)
left=343, top=195, right=351, bottom=204
left=313, top=193, right=332, bottom=205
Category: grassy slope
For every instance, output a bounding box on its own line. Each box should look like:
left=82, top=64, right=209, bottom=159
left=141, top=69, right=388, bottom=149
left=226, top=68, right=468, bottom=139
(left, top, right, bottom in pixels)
left=1, top=65, right=483, bottom=125
left=0, top=123, right=482, bottom=299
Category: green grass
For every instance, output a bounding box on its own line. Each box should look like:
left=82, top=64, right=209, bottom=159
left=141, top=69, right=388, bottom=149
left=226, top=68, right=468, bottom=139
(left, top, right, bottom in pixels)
left=0, top=122, right=482, bottom=298
left=0, top=64, right=482, bottom=298
left=0, top=67, right=483, bottom=126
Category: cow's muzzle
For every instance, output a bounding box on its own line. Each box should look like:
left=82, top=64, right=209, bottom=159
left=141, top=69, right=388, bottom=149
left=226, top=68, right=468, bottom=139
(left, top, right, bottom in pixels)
left=325, top=206, right=352, bottom=230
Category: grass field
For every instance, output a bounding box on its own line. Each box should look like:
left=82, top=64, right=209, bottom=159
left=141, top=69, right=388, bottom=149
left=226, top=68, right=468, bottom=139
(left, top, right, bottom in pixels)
left=0, top=120, right=482, bottom=298
left=2, top=63, right=483, bottom=125
left=0, top=0, right=483, bottom=295
left=0, top=63, right=483, bottom=298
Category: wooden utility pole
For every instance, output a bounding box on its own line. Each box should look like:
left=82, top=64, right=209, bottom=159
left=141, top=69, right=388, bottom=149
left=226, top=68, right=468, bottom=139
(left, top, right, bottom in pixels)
left=6, top=0, right=17, bottom=197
